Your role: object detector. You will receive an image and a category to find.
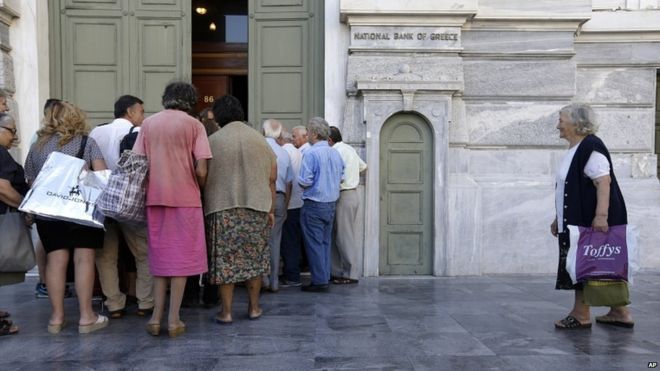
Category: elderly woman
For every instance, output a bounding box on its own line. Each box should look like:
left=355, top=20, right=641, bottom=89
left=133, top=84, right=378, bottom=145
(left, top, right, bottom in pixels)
left=132, top=82, right=211, bottom=337
left=205, top=95, right=276, bottom=323
left=0, top=113, right=27, bottom=336
left=551, top=103, right=633, bottom=329
left=198, top=107, right=219, bottom=137
left=24, top=101, right=109, bottom=334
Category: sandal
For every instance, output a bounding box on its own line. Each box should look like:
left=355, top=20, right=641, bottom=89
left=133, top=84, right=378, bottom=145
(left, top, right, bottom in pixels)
left=146, top=323, right=161, bottom=336
left=0, top=310, right=9, bottom=319
left=47, top=320, right=66, bottom=334
left=137, top=307, right=154, bottom=317
left=554, top=315, right=592, bottom=329
left=109, top=309, right=125, bottom=319
left=78, top=314, right=109, bottom=334
left=0, top=320, right=18, bottom=336
left=331, top=277, right=359, bottom=285
left=595, top=315, right=635, bottom=328
left=168, top=321, right=185, bottom=338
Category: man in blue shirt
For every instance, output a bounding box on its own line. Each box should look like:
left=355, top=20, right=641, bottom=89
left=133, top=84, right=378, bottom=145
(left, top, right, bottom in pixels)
left=299, top=117, right=344, bottom=292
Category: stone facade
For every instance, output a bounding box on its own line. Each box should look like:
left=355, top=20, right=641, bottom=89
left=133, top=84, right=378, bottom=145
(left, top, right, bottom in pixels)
left=5, top=1, right=660, bottom=276
left=335, top=0, right=660, bottom=276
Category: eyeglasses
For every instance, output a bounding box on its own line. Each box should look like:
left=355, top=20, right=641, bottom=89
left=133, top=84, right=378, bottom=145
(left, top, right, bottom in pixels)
left=0, top=126, right=16, bottom=135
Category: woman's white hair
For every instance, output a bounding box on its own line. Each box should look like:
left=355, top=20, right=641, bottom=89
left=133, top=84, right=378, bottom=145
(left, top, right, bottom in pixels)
left=560, top=103, right=598, bottom=135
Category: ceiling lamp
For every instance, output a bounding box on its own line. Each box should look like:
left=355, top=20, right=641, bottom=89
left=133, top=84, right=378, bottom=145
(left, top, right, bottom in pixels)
left=209, top=22, right=217, bottom=31
left=195, top=7, right=207, bottom=15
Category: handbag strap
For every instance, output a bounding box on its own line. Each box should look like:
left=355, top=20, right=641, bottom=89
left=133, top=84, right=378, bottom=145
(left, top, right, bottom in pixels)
left=76, top=135, right=88, bottom=159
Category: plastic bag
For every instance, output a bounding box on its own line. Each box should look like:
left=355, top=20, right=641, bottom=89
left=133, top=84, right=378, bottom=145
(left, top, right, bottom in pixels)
left=19, top=151, right=110, bottom=228
left=566, top=224, right=639, bottom=285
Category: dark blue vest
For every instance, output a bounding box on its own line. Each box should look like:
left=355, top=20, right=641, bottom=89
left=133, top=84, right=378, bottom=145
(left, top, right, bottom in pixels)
left=560, top=135, right=627, bottom=232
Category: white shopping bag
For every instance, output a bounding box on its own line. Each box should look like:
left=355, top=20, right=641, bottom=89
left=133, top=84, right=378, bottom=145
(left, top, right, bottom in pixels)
left=19, top=151, right=111, bottom=228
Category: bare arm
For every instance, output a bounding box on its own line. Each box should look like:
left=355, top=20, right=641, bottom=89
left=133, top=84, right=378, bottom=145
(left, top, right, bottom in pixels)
left=284, top=182, right=292, bottom=208
left=0, top=179, right=23, bottom=208
left=195, top=159, right=208, bottom=190
left=268, top=162, right=277, bottom=227
left=91, top=159, right=107, bottom=171
left=550, top=217, right=558, bottom=237
left=592, top=175, right=611, bottom=232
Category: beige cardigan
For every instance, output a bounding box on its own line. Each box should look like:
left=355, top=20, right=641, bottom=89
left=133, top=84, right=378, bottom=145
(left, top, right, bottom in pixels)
left=203, top=121, right=276, bottom=215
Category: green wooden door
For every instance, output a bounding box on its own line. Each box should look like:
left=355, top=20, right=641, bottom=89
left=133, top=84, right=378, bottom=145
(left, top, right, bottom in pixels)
left=379, top=114, right=434, bottom=275
left=49, top=0, right=191, bottom=124
left=248, top=0, right=323, bottom=130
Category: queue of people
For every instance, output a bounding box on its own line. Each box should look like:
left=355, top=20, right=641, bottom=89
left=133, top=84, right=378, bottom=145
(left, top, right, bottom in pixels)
left=0, top=83, right=634, bottom=338
left=0, top=82, right=370, bottom=337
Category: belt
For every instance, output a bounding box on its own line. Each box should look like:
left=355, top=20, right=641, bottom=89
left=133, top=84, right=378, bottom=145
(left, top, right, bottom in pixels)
left=340, top=188, right=356, bottom=192
left=276, top=191, right=285, bottom=195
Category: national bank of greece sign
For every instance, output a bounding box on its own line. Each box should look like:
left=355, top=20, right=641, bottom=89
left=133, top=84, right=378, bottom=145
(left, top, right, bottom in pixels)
left=349, top=26, right=461, bottom=51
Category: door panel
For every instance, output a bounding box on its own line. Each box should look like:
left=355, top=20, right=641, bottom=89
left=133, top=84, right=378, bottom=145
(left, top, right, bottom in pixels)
left=380, top=114, right=433, bottom=275
left=64, top=0, right=122, bottom=11
left=61, top=12, right=127, bottom=123
left=248, top=0, right=323, bottom=130
left=256, top=0, right=308, bottom=13
left=50, top=0, right=190, bottom=125
left=133, top=15, right=188, bottom=114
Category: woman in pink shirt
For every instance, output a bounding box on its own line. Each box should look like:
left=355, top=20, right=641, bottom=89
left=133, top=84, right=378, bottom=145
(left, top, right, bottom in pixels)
left=132, top=82, right=212, bottom=337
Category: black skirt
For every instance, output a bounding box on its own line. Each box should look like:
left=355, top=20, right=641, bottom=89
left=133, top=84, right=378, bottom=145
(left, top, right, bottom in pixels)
left=555, top=231, right=582, bottom=290
left=36, top=219, right=104, bottom=253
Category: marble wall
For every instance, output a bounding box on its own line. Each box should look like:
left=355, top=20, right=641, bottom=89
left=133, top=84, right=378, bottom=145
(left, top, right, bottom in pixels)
left=337, top=0, right=660, bottom=276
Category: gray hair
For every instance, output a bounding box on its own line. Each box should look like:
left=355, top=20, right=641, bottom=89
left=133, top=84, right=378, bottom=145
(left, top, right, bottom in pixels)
left=307, top=117, right=330, bottom=140
left=262, top=119, right=282, bottom=139
left=292, top=125, right=307, bottom=135
left=162, top=81, right=197, bottom=112
left=280, top=129, right=293, bottom=143
left=0, top=89, right=8, bottom=99
left=560, top=103, right=597, bottom=135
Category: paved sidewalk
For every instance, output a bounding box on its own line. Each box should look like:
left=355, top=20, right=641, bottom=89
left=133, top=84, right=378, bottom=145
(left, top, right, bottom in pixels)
left=0, top=274, right=659, bottom=370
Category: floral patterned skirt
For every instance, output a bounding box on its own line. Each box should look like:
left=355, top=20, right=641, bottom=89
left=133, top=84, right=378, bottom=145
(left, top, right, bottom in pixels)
left=206, top=208, right=271, bottom=284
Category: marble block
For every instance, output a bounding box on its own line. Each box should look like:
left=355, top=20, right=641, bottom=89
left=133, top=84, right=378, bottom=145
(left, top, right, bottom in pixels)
left=581, top=10, right=660, bottom=33
left=449, top=97, right=468, bottom=144
left=462, top=31, right=574, bottom=54
left=346, top=54, right=463, bottom=92
left=469, top=150, right=552, bottom=176
left=340, top=0, right=478, bottom=14
left=448, top=147, right=470, bottom=174
left=465, top=102, right=566, bottom=146
left=446, top=174, right=481, bottom=276
left=575, top=67, right=656, bottom=104
left=574, top=42, right=660, bottom=66
left=0, top=51, right=14, bottom=92
left=463, top=60, right=575, bottom=98
left=591, top=107, right=655, bottom=152
left=619, top=179, right=660, bottom=270
left=477, top=181, right=557, bottom=274
left=475, top=0, right=592, bottom=19
left=631, top=153, right=658, bottom=178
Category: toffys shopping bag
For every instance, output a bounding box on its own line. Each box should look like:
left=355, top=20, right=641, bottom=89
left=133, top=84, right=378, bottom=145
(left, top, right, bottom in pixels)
left=566, top=224, right=639, bottom=285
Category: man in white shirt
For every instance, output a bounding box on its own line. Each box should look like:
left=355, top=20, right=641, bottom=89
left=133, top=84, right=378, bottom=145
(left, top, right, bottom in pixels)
left=292, top=125, right=310, bottom=154
left=262, top=119, right=293, bottom=292
left=278, top=129, right=305, bottom=286
left=89, top=95, right=154, bottom=317
left=328, top=126, right=367, bottom=284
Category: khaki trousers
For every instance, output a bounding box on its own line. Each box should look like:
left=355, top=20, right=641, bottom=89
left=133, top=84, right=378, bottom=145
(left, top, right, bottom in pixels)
left=95, top=221, right=154, bottom=311
left=331, top=189, right=362, bottom=280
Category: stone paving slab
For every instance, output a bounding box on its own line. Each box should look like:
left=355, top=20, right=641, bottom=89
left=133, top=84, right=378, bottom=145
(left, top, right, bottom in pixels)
left=1, top=274, right=659, bottom=370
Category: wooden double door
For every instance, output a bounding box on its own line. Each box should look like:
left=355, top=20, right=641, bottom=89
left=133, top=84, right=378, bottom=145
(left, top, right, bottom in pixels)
left=50, top=0, right=324, bottom=128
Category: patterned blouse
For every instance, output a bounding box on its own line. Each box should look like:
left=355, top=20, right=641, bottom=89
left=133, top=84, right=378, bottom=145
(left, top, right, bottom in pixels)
left=24, top=135, right=105, bottom=182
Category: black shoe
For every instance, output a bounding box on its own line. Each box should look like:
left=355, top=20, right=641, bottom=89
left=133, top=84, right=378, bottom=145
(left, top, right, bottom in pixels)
left=301, top=284, right=329, bottom=292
